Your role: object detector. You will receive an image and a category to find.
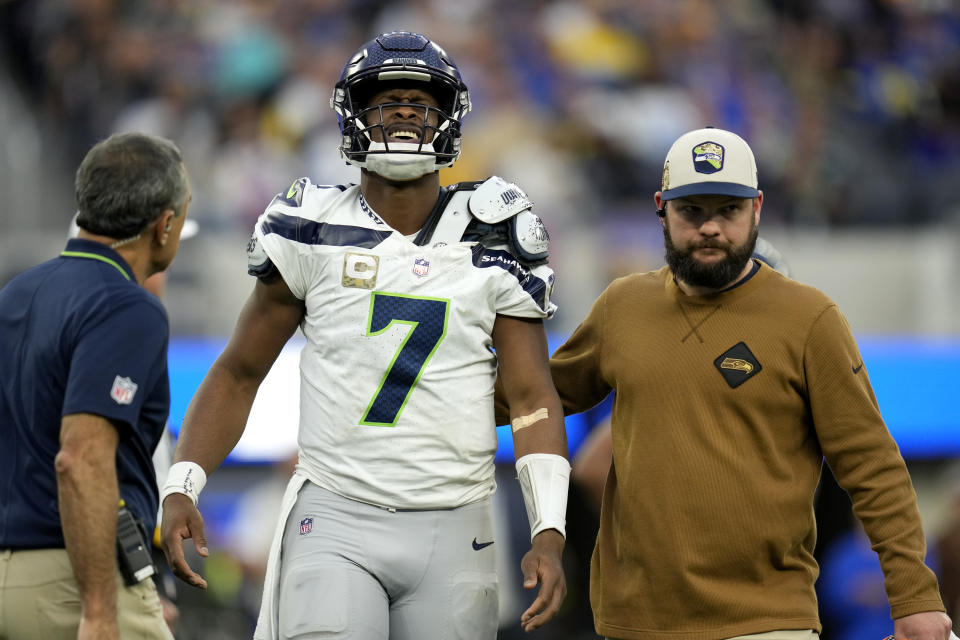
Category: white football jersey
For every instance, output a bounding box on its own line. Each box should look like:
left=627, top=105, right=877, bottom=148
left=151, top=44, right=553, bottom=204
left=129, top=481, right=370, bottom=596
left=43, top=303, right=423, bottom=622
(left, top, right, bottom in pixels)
left=249, top=177, right=556, bottom=509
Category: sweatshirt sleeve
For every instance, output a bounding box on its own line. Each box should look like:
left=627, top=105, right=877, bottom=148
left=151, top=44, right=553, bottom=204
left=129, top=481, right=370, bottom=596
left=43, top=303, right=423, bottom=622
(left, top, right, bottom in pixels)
left=805, top=304, right=944, bottom=618
left=549, top=286, right=613, bottom=416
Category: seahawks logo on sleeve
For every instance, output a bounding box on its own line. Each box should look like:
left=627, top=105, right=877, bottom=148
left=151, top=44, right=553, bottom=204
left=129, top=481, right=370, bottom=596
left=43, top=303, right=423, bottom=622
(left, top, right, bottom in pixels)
left=250, top=177, right=313, bottom=279
left=268, top=177, right=309, bottom=209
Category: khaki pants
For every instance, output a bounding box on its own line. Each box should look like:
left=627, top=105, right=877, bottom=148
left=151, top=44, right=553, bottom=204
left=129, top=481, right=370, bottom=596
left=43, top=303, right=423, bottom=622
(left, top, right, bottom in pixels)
left=727, top=632, right=819, bottom=640
left=0, top=548, right=173, bottom=640
left=607, top=632, right=820, bottom=640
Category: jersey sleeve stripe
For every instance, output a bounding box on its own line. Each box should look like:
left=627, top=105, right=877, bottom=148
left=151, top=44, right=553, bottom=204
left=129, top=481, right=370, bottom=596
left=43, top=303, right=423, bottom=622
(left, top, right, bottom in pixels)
left=260, top=212, right=393, bottom=249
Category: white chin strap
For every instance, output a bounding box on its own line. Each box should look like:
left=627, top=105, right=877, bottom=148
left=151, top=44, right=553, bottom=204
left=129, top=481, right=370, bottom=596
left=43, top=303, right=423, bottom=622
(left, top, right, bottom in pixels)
left=362, top=141, right=438, bottom=181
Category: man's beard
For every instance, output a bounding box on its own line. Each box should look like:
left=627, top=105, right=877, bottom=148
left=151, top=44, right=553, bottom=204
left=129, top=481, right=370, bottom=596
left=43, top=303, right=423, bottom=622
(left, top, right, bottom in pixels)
left=664, top=220, right=759, bottom=290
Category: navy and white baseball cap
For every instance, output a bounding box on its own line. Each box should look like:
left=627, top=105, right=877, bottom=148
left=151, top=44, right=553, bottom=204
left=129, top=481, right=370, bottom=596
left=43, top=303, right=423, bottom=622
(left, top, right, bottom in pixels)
left=660, top=127, right=759, bottom=201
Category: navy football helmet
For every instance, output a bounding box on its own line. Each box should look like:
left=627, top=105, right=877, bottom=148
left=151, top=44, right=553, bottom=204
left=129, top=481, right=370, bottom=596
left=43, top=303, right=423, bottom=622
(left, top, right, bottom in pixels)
left=330, top=31, right=471, bottom=181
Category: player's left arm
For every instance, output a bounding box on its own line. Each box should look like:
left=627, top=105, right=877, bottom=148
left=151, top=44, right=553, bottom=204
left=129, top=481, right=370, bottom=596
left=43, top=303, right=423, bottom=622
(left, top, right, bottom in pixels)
left=494, top=314, right=567, bottom=459
left=492, top=313, right=568, bottom=632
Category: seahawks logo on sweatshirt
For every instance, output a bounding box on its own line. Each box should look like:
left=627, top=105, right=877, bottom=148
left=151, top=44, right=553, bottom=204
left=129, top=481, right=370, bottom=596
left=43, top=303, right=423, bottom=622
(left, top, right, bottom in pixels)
left=714, top=342, right=761, bottom=388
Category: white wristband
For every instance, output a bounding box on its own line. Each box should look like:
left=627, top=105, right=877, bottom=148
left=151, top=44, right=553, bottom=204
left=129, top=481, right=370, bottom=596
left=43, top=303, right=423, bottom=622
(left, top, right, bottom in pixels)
left=516, top=453, right=570, bottom=541
left=160, top=461, right=207, bottom=507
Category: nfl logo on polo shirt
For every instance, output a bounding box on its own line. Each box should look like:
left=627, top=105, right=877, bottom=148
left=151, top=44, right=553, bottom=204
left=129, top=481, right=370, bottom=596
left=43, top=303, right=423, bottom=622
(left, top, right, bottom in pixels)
left=110, top=375, right=138, bottom=405
left=299, top=517, right=313, bottom=535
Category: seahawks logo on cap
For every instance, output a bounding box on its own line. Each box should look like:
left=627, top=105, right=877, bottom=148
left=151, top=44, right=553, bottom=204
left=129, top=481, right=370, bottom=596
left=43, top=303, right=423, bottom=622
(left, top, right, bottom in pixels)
left=692, top=142, right=724, bottom=174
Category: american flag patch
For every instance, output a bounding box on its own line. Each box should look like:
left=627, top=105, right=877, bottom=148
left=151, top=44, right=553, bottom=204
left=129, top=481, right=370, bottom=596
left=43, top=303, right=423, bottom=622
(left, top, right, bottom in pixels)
left=299, top=517, right=313, bottom=535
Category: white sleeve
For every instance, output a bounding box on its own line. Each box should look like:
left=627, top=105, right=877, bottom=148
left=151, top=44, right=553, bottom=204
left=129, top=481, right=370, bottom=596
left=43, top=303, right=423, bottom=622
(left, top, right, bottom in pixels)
left=253, top=211, right=308, bottom=299
left=248, top=177, right=323, bottom=299
left=467, top=177, right=556, bottom=319
left=494, top=260, right=556, bottom=319
left=475, top=231, right=556, bottom=319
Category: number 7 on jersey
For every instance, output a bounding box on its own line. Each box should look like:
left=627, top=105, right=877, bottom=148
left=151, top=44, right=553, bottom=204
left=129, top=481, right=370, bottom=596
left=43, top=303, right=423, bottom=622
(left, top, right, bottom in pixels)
left=360, top=292, right=450, bottom=426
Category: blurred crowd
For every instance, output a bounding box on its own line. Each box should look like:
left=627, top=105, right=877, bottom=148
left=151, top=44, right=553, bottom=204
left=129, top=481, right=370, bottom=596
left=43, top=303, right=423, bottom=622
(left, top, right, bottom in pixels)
left=3, top=0, right=960, bottom=328
left=3, top=0, right=960, bottom=234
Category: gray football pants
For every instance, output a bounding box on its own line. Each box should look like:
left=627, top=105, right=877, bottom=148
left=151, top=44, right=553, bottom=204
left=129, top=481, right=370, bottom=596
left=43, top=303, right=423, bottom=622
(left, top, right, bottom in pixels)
left=278, top=482, right=499, bottom=639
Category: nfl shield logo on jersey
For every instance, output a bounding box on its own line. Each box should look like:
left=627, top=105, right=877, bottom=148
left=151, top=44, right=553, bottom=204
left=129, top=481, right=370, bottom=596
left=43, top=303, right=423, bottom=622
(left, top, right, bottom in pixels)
left=412, top=257, right=430, bottom=278
left=110, top=375, right=138, bottom=405
left=299, top=517, right=313, bottom=535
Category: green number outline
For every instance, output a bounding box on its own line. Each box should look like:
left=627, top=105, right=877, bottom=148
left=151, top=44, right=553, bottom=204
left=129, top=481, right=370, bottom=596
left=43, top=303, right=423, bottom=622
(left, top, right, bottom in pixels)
left=360, top=292, right=450, bottom=426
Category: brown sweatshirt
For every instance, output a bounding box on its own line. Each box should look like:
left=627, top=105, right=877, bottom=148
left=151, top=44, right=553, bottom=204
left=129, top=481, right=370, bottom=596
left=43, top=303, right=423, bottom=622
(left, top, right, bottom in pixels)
left=550, top=262, right=943, bottom=639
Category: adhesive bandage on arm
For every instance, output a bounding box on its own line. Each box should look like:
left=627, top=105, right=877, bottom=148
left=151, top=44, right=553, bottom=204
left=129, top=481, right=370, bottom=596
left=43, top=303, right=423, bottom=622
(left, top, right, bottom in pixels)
left=511, top=407, right=549, bottom=434
left=515, top=453, right=571, bottom=541
left=160, top=461, right=207, bottom=507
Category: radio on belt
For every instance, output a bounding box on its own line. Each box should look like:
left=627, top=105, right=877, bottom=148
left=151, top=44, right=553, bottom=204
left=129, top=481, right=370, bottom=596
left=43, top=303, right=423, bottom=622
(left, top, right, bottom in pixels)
left=116, top=500, right=155, bottom=586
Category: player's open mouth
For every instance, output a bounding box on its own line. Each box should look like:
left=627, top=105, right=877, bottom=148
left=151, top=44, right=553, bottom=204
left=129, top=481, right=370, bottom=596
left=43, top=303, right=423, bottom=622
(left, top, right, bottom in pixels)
left=386, top=126, right=423, bottom=143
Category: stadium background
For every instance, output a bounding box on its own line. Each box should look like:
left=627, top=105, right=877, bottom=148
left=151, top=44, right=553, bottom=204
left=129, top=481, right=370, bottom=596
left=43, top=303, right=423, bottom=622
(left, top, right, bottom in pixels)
left=1, top=0, right=958, bottom=638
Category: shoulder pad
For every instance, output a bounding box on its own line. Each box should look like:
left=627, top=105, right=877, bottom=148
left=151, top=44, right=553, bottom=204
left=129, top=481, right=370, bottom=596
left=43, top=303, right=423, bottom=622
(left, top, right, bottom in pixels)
left=468, top=176, right=533, bottom=223
left=446, top=179, right=485, bottom=193
left=246, top=232, right=276, bottom=279
left=509, top=209, right=550, bottom=264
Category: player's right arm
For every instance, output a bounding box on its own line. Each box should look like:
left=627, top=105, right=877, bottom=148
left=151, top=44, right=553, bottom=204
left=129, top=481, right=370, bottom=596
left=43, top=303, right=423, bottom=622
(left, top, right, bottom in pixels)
left=160, top=274, right=304, bottom=588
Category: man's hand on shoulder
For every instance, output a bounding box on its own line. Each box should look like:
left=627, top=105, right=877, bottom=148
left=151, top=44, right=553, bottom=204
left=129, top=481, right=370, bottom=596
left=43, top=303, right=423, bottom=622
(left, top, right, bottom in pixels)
left=892, top=610, right=953, bottom=640
left=519, top=528, right=566, bottom=632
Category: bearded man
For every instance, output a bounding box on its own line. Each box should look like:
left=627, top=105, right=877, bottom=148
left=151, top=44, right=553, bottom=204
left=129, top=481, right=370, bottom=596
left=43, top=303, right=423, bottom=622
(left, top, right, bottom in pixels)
left=528, top=127, right=951, bottom=640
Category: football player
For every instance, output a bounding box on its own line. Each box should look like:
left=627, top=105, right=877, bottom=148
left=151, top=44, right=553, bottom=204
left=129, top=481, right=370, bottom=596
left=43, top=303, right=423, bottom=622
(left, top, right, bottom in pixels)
left=159, top=31, right=569, bottom=638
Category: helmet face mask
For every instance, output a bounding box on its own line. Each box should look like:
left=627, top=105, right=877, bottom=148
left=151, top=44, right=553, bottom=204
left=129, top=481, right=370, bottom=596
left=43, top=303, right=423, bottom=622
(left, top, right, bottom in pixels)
left=331, top=32, right=471, bottom=181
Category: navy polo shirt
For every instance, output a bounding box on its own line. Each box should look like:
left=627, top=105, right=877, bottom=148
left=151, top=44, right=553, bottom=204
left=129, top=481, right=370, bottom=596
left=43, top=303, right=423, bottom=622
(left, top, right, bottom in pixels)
left=0, top=238, right=170, bottom=548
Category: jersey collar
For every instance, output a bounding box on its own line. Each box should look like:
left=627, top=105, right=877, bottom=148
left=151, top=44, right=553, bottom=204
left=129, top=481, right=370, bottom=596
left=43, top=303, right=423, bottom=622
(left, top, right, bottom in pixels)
left=60, top=238, right=136, bottom=282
